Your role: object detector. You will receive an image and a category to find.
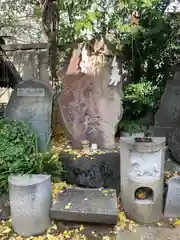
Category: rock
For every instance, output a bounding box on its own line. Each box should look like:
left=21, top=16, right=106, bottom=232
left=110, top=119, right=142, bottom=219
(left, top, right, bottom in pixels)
left=58, top=49, right=123, bottom=149
left=5, top=80, right=53, bottom=152
left=50, top=187, right=118, bottom=224
left=60, top=151, right=120, bottom=193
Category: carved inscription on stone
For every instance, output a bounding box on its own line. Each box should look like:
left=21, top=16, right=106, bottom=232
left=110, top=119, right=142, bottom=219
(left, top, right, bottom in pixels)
left=59, top=53, right=123, bottom=149
left=17, top=88, right=45, bottom=97
left=59, top=75, right=102, bottom=148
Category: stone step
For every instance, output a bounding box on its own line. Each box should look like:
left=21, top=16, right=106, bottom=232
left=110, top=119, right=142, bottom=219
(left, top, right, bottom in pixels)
left=50, top=187, right=118, bottom=225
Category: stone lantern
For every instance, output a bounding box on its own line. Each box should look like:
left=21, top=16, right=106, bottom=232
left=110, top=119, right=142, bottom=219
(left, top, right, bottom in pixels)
left=120, top=137, right=165, bottom=223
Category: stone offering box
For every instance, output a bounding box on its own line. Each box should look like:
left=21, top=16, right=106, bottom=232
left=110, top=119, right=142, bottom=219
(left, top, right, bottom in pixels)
left=120, top=137, right=165, bottom=223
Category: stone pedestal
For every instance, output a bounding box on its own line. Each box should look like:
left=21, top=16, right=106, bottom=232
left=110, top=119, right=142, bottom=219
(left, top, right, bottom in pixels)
left=120, top=137, right=165, bottom=223
left=8, top=174, right=52, bottom=237
left=60, top=150, right=120, bottom=193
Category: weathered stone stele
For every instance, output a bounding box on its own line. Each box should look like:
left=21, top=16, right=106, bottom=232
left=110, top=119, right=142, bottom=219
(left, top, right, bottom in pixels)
left=50, top=187, right=118, bottom=224
left=164, top=176, right=180, bottom=218
left=59, top=45, right=123, bottom=149
left=155, top=64, right=180, bottom=161
left=155, top=66, right=180, bottom=132
left=5, top=79, right=53, bottom=152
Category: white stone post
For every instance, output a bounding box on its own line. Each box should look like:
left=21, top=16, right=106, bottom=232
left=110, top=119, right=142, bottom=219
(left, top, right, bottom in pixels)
left=120, top=137, right=165, bottom=223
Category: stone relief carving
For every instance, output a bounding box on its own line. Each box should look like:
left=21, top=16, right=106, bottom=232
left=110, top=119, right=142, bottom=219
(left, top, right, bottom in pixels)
left=79, top=45, right=90, bottom=74
left=109, top=56, right=122, bottom=86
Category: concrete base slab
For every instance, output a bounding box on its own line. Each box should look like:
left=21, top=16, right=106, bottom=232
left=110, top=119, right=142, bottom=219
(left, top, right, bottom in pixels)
left=117, top=226, right=180, bottom=240
left=50, top=187, right=118, bottom=225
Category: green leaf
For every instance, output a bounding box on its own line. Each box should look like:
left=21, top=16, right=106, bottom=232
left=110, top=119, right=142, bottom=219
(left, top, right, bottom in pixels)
left=74, top=20, right=83, bottom=34
left=33, top=6, right=41, bottom=19
left=87, top=11, right=97, bottom=21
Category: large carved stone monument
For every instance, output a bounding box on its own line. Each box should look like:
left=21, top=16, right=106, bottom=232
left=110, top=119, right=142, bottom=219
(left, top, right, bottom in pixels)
left=5, top=80, right=53, bottom=152
left=59, top=43, right=123, bottom=149
left=155, top=64, right=180, bottom=162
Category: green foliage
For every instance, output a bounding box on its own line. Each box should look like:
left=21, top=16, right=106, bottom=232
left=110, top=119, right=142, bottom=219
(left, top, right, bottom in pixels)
left=35, top=152, right=64, bottom=182
left=120, top=120, right=146, bottom=134
left=0, top=119, right=37, bottom=191
left=123, top=82, right=159, bottom=119
left=0, top=0, right=44, bottom=43
left=0, top=119, right=63, bottom=192
left=119, top=1, right=180, bottom=120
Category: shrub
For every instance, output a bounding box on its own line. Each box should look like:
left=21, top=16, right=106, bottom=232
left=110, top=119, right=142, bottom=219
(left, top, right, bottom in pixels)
left=0, top=119, right=63, bottom=192
left=120, top=120, right=146, bottom=134
left=123, top=81, right=159, bottom=120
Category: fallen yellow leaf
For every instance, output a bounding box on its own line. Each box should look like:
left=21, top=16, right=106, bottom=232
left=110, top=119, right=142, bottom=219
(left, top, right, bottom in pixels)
left=174, top=219, right=180, bottom=226
left=2, top=227, right=11, bottom=234
left=102, top=190, right=109, bottom=194
left=47, top=234, right=58, bottom=240
left=63, top=230, right=71, bottom=238
left=102, top=236, right=110, bottom=240
left=79, top=225, right=84, bottom=232
left=65, top=202, right=72, bottom=209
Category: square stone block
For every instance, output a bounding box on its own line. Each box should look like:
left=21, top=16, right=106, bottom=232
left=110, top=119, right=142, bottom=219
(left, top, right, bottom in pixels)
left=50, top=188, right=118, bottom=225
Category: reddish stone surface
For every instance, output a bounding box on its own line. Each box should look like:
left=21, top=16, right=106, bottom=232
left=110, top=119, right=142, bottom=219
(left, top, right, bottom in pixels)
left=58, top=51, right=123, bottom=149
left=59, top=74, right=102, bottom=148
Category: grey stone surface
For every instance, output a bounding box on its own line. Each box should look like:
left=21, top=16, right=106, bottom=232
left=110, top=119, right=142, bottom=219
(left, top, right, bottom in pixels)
left=8, top=174, right=52, bottom=237
left=155, top=67, right=180, bottom=132
left=117, top=226, right=180, bottom=240
left=120, top=137, right=165, bottom=223
left=155, top=65, right=180, bottom=162
left=164, top=176, right=180, bottom=218
left=5, top=80, right=53, bottom=152
left=167, top=127, right=180, bottom=163
left=50, top=187, right=118, bottom=224
left=61, top=151, right=120, bottom=193
left=0, top=193, right=10, bottom=220
left=165, top=157, right=180, bottom=172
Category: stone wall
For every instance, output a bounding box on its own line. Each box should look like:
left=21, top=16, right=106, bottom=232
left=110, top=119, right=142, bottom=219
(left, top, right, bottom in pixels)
left=0, top=43, right=49, bottom=104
